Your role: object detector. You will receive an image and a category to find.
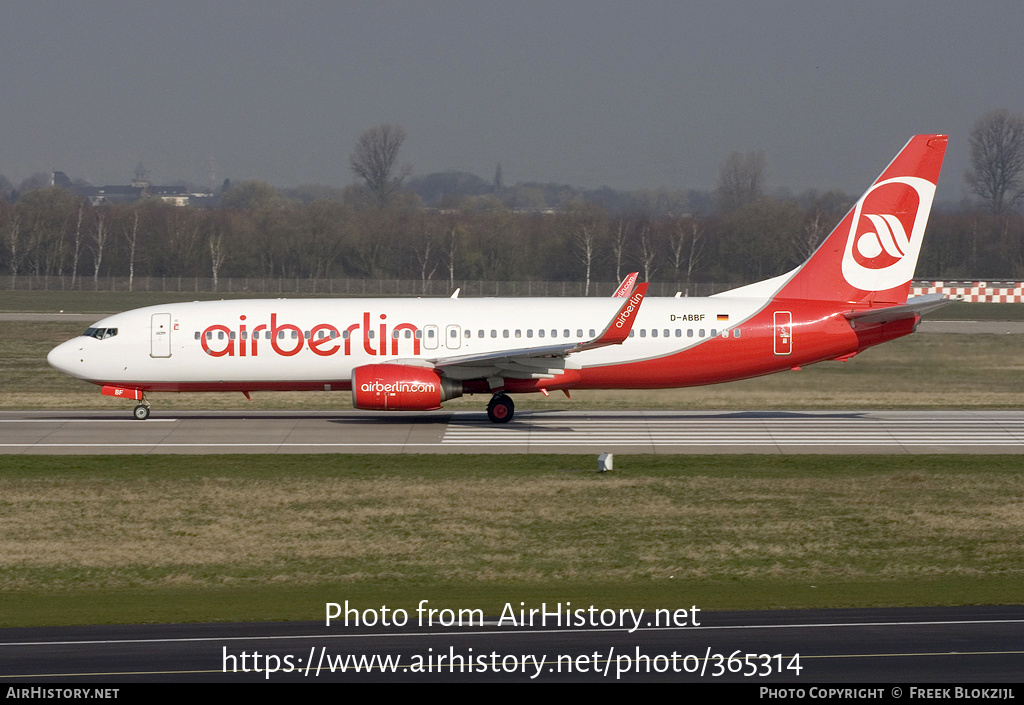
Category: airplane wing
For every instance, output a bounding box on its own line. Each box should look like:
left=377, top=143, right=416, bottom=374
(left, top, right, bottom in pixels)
left=398, top=283, right=649, bottom=382
left=843, top=293, right=950, bottom=325
left=612, top=272, right=639, bottom=297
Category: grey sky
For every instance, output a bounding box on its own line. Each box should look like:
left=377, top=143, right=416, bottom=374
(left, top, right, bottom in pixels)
left=1, top=1, right=1021, bottom=200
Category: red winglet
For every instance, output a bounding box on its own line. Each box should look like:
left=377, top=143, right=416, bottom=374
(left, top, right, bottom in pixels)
left=581, top=282, right=648, bottom=351
left=612, top=272, right=639, bottom=297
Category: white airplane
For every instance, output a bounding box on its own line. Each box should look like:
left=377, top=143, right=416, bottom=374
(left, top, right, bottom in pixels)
left=48, top=135, right=949, bottom=423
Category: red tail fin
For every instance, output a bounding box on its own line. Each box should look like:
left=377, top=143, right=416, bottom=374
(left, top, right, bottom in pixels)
left=777, top=135, right=947, bottom=305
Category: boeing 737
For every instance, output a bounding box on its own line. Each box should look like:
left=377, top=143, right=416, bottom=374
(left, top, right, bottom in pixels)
left=48, top=134, right=949, bottom=422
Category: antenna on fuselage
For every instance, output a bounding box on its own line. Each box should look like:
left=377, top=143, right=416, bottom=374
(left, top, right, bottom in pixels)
left=450, top=288, right=460, bottom=298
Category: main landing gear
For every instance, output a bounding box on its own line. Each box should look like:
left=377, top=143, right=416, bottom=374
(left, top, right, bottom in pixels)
left=133, top=399, right=151, bottom=420
left=487, top=393, right=514, bottom=423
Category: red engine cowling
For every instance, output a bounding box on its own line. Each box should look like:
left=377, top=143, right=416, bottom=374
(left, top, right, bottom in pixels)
left=351, top=364, right=462, bottom=411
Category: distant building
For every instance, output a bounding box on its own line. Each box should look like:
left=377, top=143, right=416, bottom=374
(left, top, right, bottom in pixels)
left=51, top=164, right=214, bottom=207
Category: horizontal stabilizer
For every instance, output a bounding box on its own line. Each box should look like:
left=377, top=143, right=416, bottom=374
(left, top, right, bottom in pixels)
left=843, top=293, right=949, bottom=325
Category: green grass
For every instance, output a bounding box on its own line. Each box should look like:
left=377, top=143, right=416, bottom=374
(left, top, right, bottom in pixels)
left=927, top=301, right=1024, bottom=321
left=1, top=454, right=1022, bottom=626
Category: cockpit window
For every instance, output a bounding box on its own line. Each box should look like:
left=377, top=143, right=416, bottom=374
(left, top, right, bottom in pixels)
left=83, top=327, right=118, bottom=340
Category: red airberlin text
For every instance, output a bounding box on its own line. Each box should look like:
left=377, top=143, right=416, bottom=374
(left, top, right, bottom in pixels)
left=200, top=313, right=420, bottom=358
left=614, top=289, right=645, bottom=329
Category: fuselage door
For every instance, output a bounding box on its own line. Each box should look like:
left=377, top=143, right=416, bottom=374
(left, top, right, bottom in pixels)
left=773, top=311, right=792, bottom=355
left=151, top=313, right=172, bottom=358
left=445, top=324, right=461, bottom=350
left=423, top=324, right=439, bottom=350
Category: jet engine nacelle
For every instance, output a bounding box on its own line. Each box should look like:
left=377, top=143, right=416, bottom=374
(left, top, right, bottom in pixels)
left=351, top=364, right=463, bottom=411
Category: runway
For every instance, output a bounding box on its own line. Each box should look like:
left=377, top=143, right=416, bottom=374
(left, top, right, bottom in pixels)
left=2, top=605, right=1022, bottom=682
left=2, top=409, right=1024, bottom=454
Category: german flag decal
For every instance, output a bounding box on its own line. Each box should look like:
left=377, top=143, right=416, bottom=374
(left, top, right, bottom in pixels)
left=717, top=314, right=729, bottom=321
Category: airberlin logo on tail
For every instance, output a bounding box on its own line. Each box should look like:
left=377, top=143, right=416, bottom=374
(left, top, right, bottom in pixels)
left=841, top=176, right=935, bottom=292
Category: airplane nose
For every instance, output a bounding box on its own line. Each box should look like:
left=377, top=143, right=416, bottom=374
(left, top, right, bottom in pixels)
left=47, top=340, right=82, bottom=377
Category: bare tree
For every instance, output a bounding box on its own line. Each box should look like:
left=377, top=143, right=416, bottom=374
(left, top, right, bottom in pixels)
left=209, top=228, right=227, bottom=292
left=609, top=219, right=627, bottom=281
left=634, top=223, right=658, bottom=281
left=4, top=211, right=21, bottom=278
left=965, top=110, right=1024, bottom=217
left=413, top=227, right=438, bottom=294
left=123, top=209, right=140, bottom=292
left=70, top=201, right=85, bottom=289
left=89, top=208, right=109, bottom=288
left=793, top=208, right=829, bottom=262
left=349, top=124, right=412, bottom=208
left=442, top=224, right=464, bottom=290
left=568, top=203, right=605, bottom=295
left=669, top=217, right=704, bottom=295
left=717, top=150, right=765, bottom=213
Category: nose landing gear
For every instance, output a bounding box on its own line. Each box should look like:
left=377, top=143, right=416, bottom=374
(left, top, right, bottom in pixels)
left=132, top=400, right=151, bottom=420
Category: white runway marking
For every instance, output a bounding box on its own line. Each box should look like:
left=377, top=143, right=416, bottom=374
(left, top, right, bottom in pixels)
left=441, top=415, right=1024, bottom=448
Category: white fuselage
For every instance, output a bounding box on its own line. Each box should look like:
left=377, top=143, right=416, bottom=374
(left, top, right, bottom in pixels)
left=48, top=295, right=771, bottom=391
